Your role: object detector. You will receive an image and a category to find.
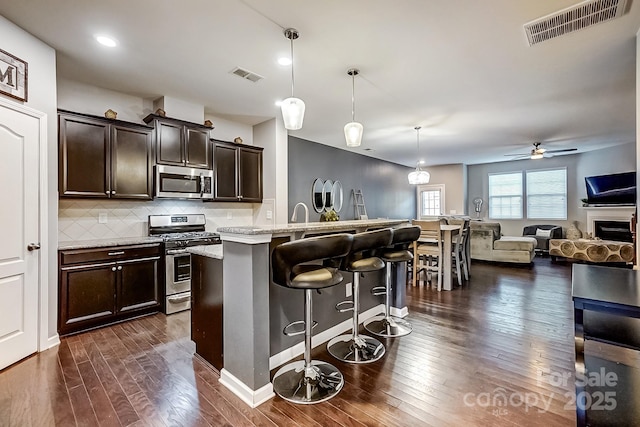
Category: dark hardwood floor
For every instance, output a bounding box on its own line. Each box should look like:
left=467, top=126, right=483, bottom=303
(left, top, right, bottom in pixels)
left=1, top=258, right=638, bottom=426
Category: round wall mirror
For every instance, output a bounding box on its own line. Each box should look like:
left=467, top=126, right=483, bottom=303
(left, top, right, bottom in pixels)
left=323, top=179, right=333, bottom=211
left=311, top=178, right=324, bottom=213
left=331, top=181, right=343, bottom=213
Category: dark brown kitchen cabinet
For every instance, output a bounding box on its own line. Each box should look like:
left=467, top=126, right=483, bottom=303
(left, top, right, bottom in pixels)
left=143, top=114, right=212, bottom=169
left=58, top=243, right=162, bottom=336
left=191, top=254, right=223, bottom=371
left=212, top=140, right=263, bottom=202
left=58, top=110, right=153, bottom=199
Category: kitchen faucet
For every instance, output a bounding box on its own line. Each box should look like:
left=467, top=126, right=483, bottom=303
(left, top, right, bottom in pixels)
left=291, top=202, right=309, bottom=224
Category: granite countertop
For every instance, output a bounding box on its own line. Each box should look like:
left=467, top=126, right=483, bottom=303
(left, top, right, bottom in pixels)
left=187, top=244, right=223, bottom=259
left=58, top=236, right=164, bottom=250
left=217, top=218, right=409, bottom=235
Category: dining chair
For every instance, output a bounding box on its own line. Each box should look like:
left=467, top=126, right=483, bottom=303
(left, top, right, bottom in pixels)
left=411, top=220, right=443, bottom=290
left=448, top=218, right=470, bottom=283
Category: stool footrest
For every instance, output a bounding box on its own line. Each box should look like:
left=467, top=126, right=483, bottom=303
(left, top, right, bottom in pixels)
left=335, top=300, right=354, bottom=313
left=371, top=286, right=386, bottom=296
left=283, top=320, right=318, bottom=337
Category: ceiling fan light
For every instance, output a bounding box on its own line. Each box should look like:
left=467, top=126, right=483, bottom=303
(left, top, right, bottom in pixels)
left=530, top=153, right=544, bottom=160
left=281, top=97, right=305, bottom=130
left=408, top=168, right=430, bottom=185
left=344, top=121, right=363, bottom=147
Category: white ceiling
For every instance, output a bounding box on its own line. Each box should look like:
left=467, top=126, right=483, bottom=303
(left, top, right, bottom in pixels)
left=2, top=0, right=639, bottom=166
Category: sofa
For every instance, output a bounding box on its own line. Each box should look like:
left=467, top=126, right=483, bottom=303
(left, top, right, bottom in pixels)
left=522, top=224, right=563, bottom=254
left=470, top=221, right=537, bottom=264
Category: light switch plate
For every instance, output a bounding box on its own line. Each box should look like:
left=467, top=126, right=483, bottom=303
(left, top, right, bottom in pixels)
left=266, top=210, right=273, bottom=220
left=227, top=211, right=233, bottom=220
left=346, top=282, right=352, bottom=298
left=98, top=212, right=108, bottom=224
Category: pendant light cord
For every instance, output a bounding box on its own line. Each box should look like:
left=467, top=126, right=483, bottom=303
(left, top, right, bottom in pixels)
left=415, top=126, right=422, bottom=168
left=351, top=73, right=356, bottom=121
left=290, top=36, right=295, bottom=97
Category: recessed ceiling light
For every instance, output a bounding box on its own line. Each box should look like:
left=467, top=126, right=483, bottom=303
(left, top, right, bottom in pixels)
left=278, top=57, right=292, bottom=66
left=95, top=35, right=117, bottom=47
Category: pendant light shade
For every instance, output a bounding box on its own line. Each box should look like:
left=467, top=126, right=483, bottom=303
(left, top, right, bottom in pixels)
left=408, top=126, right=430, bottom=185
left=281, top=28, right=305, bottom=131
left=344, top=68, right=363, bottom=147
left=281, top=97, right=305, bottom=130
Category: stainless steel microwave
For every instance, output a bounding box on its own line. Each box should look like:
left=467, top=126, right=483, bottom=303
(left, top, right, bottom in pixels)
left=155, top=165, right=214, bottom=199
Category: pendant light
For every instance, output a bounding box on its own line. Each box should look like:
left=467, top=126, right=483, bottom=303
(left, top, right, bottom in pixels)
left=344, top=68, right=363, bottom=147
left=281, top=28, right=305, bottom=130
left=407, top=126, right=430, bottom=184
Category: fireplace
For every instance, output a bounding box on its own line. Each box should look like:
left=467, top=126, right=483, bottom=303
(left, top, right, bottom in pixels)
left=585, top=206, right=635, bottom=242
left=593, top=220, right=632, bottom=242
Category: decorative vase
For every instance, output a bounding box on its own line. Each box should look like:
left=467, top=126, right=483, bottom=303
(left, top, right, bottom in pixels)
left=566, top=221, right=582, bottom=240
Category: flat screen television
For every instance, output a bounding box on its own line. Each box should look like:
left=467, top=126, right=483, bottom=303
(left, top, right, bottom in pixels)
left=585, top=171, right=636, bottom=205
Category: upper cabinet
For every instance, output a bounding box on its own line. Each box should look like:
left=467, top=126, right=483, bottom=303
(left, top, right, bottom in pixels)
left=58, top=110, right=154, bottom=199
left=212, top=140, right=263, bottom=202
left=143, top=114, right=212, bottom=169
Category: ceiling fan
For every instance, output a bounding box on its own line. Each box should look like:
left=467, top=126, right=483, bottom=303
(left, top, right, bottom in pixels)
left=504, top=142, right=577, bottom=160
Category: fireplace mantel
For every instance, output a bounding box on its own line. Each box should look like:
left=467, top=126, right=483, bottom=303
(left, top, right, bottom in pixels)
left=582, top=206, right=635, bottom=234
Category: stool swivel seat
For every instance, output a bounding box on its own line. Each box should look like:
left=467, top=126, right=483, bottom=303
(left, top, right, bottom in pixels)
left=365, top=226, right=421, bottom=337
left=327, top=228, right=393, bottom=363
left=271, top=233, right=354, bottom=404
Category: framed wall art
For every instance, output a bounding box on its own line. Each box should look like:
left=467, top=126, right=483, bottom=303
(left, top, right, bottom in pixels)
left=0, top=48, right=28, bottom=102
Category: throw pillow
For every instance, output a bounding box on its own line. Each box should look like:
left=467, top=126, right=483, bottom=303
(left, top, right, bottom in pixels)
left=536, top=228, right=552, bottom=237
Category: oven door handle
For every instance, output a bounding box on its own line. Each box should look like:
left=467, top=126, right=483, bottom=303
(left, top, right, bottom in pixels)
left=168, top=295, right=191, bottom=304
left=166, top=249, right=189, bottom=255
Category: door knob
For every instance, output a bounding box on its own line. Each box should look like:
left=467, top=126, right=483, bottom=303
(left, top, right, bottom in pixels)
left=27, top=243, right=41, bottom=251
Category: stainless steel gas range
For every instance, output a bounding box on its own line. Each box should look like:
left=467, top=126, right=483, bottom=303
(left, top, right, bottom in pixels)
left=148, top=214, right=221, bottom=314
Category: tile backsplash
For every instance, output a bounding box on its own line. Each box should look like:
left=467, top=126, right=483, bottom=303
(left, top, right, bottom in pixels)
left=58, top=199, right=256, bottom=242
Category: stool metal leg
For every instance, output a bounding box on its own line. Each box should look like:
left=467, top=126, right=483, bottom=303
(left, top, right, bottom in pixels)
left=327, top=272, right=386, bottom=363
left=364, top=261, right=412, bottom=337
left=273, top=289, right=344, bottom=404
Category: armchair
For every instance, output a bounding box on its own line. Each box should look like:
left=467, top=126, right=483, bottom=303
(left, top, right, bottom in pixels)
left=522, top=225, right=563, bottom=254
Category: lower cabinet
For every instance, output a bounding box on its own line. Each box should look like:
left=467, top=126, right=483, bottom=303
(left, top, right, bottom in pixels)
left=191, top=254, right=223, bottom=371
left=59, top=243, right=162, bottom=336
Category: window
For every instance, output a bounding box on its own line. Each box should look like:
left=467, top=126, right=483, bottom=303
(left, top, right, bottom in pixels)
left=526, top=168, right=567, bottom=220
left=417, top=184, right=445, bottom=218
left=489, top=172, right=523, bottom=219
left=488, top=168, right=567, bottom=220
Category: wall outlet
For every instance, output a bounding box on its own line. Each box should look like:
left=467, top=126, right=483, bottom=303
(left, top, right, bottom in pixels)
left=346, top=282, right=352, bottom=298
left=450, top=209, right=457, bottom=214
left=227, top=211, right=233, bottom=220
left=266, top=210, right=273, bottom=220
left=98, top=212, right=108, bottom=224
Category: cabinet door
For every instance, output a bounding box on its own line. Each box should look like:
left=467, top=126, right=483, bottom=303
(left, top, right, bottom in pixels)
left=116, top=256, right=161, bottom=314
left=191, top=255, right=223, bottom=371
left=213, top=143, right=239, bottom=201
left=239, top=147, right=263, bottom=202
left=59, top=263, right=116, bottom=334
left=111, top=125, right=154, bottom=199
left=185, top=127, right=211, bottom=169
left=156, top=121, right=184, bottom=165
left=59, top=114, right=110, bottom=197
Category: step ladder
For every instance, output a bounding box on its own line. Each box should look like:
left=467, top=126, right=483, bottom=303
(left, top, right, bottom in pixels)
left=352, top=189, right=368, bottom=220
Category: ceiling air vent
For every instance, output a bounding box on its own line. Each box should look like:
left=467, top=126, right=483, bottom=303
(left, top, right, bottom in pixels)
left=230, top=67, right=264, bottom=83
left=523, top=0, right=629, bottom=46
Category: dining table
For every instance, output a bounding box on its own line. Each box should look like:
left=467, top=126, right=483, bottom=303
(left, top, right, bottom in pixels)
left=414, top=224, right=461, bottom=291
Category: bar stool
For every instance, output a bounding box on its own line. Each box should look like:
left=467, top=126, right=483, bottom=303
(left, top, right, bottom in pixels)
left=365, top=226, right=421, bottom=337
left=327, top=228, right=393, bottom=363
left=271, top=233, right=354, bottom=404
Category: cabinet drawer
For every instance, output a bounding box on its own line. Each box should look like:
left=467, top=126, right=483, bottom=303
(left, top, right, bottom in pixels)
left=60, top=243, right=161, bottom=265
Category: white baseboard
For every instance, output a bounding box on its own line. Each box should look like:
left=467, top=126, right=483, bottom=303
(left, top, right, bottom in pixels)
left=390, top=306, right=408, bottom=318
left=269, top=304, right=385, bottom=370
left=46, top=334, right=60, bottom=349
left=219, top=369, right=274, bottom=408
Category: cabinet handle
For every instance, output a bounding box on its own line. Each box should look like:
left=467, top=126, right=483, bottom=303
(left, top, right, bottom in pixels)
left=117, top=266, right=122, bottom=271
left=108, top=251, right=125, bottom=256
left=112, top=190, right=116, bottom=195
left=112, top=267, right=116, bottom=271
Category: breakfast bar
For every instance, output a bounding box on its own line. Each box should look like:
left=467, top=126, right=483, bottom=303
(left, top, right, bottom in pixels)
left=216, top=219, right=409, bottom=407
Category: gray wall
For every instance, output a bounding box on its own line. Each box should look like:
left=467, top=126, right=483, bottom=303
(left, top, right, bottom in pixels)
left=288, top=137, right=416, bottom=221
left=467, top=142, right=636, bottom=236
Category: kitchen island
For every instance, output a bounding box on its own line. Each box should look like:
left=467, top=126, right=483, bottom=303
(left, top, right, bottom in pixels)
left=216, top=219, right=410, bottom=407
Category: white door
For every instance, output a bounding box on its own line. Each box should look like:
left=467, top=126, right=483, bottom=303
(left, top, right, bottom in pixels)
left=417, top=184, right=445, bottom=218
left=0, top=101, right=40, bottom=370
